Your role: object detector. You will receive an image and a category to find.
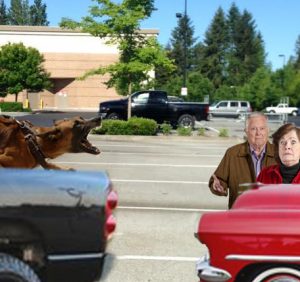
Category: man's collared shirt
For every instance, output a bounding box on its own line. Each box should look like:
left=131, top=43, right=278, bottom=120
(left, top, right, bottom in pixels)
left=250, top=145, right=266, bottom=177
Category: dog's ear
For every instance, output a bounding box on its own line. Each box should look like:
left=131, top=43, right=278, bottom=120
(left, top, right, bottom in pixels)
left=37, top=128, right=63, bottom=141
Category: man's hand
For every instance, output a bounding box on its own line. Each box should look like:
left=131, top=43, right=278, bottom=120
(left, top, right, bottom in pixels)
left=211, top=174, right=227, bottom=196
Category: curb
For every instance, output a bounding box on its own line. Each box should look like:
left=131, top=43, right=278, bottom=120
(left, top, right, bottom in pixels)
left=89, top=134, right=244, bottom=142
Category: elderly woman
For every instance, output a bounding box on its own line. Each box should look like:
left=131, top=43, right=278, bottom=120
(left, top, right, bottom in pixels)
left=257, top=123, right=300, bottom=184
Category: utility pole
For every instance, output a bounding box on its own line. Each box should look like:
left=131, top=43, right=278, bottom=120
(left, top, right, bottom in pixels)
left=278, top=54, right=286, bottom=90
left=176, top=0, right=188, bottom=96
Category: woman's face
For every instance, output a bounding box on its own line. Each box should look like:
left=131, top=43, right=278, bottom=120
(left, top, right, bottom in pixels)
left=279, top=130, right=300, bottom=167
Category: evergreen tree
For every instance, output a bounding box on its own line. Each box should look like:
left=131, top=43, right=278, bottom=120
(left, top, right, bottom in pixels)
left=227, top=8, right=266, bottom=85
left=293, top=35, right=300, bottom=70
left=8, top=0, right=30, bottom=25
left=191, top=42, right=205, bottom=72
left=199, top=7, right=229, bottom=89
left=30, top=0, right=49, bottom=26
left=0, top=0, right=8, bottom=24
left=8, top=0, right=48, bottom=26
left=168, top=14, right=196, bottom=78
left=226, top=3, right=241, bottom=85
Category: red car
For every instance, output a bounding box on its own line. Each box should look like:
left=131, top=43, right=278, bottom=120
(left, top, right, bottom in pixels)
left=195, top=184, right=300, bottom=282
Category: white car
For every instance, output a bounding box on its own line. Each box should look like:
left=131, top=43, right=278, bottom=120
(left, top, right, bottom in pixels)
left=265, top=103, right=298, bottom=116
left=209, top=100, right=252, bottom=119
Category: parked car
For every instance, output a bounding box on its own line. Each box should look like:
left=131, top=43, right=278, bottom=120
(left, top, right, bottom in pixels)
left=99, top=90, right=209, bottom=128
left=209, top=100, right=252, bottom=119
left=195, top=184, right=300, bottom=282
left=0, top=169, right=118, bottom=282
left=265, top=103, right=299, bottom=116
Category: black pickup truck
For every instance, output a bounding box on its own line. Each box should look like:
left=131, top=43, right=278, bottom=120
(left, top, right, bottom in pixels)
left=98, top=90, right=209, bottom=128
left=0, top=169, right=118, bottom=282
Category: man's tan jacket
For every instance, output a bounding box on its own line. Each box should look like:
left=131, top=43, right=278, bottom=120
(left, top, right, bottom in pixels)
left=209, top=141, right=276, bottom=208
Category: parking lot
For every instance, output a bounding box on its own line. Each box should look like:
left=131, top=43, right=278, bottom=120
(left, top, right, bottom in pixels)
left=51, top=133, right=237, bottom=282
left=11, top=112, right=300, bottom=281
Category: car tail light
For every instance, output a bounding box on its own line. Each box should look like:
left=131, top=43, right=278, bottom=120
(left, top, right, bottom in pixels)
left=106, top=214, right=117, bottom=235
left=105, top=188, right=118, bottom=239
left=107, top=190, right=118, bottom=210
left=205, top=105, right=209, bottom=114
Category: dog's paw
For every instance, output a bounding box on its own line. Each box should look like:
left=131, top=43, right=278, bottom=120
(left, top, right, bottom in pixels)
left=67, top=167, right=76, bottom=171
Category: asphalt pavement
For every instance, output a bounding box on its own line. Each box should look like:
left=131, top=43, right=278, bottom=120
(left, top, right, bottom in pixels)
left=3, top=110, right=300, bottom=138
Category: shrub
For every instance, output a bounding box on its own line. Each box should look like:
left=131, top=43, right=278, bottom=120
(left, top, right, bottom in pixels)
left=197, top=127, right=206, bottom=136
left=0, top=102, right=31, bottom=112
left=160, top=122, right=172, bottom=135
left=92, top=119, right=128, bottom=135
left=218, top=128, right=229, bottom=137
left=177, top=126, right=192, bottom=136
left=127, top=117, right=158, bottom=135
left=92, top=117, right=158, bottom=135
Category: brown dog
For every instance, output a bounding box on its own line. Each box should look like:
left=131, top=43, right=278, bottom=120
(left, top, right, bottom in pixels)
left=0, top=115, right=101, bottom=170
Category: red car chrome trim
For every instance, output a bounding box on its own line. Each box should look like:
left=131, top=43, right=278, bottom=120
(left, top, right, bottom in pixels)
left=196, top=256, right=231, bottom=281
left=226, top=254, right=300, bottom=262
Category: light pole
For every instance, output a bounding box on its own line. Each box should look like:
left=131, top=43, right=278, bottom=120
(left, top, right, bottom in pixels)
left=278, top=54, right=286, bottom=67
left=278, top=54, right=286, bottom=91
left=176, top=0, right=188, bottom=96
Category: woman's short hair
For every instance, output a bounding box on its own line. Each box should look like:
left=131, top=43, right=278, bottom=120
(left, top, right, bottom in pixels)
left=272, top=123, right=300, bottom=162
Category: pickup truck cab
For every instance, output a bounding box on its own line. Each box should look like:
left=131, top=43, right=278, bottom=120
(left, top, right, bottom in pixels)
left=265, top=103, right=298, bottom=116
left=0, top=169, right=118, bottom=282
left=99, top=90, right=209, bottom=128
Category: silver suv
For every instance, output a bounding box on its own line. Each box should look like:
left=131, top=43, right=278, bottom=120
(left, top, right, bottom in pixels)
left=209, top=100, right=252, bottom=118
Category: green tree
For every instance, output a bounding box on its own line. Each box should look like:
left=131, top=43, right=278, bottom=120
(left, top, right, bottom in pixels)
left=168, top=14, right=196, bottom=78
left=30, top=0, right=49, bottom=26
left=226, top=3, right=242, bottom=86
left=0, top=0, right=8, bottom=24
left=153, top=43, right=175, bottom=89
left=239, top=67, right=273, bottom=110
left=186, top=72, right=214, bottom=102
left=60, top=0, right=174, bottom=118
left=7, top=0, right=48, bottom=25
left=199, top=7, right=229, bottom=89
left=227, top=8, right=266, bottom=86
left=0, top=42, right=52, bottom=101
left=8, top=0, right=30, bottom=25
left=293, top=35, right=300, bottom=70
left=280, top=63, right=300, bottom=106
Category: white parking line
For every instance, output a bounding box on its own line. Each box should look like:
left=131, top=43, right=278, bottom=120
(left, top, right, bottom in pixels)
left=101, top=152, right=223, bottom=157
left=54, top=161, right=217, bottom=168
left=116, top=255, right=199, bottom=262
left=112, top=179, right=207, bottom=184
left=118, top=206, right=225, bottom=212
left=98, top=144, right=230, bottom=149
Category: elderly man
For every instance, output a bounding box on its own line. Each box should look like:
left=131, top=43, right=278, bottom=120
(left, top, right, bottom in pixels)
left=208, top=112, right=276, bottom=208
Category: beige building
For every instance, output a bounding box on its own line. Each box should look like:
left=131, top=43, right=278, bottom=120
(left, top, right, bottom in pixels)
left=0, top=25, right=158, bottom=111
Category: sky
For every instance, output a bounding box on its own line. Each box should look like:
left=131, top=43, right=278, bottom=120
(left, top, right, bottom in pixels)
left=5, top=0, right=300, bottom=70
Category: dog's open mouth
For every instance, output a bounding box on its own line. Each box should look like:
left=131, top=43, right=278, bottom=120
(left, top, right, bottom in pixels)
left=80, top=134, right=100, bottom=155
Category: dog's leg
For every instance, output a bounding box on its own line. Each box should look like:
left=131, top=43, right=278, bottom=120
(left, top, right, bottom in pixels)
left=42, top=161, right=75, bottom=171
left=0, top=155, right=15, bottom=168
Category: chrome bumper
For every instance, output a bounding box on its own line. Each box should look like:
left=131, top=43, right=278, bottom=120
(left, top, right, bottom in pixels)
left=196, top=255, right=231, bottom=282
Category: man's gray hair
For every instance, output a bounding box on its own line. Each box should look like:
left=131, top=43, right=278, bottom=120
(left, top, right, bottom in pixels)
left=245, top=112, right=268, bottom=131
